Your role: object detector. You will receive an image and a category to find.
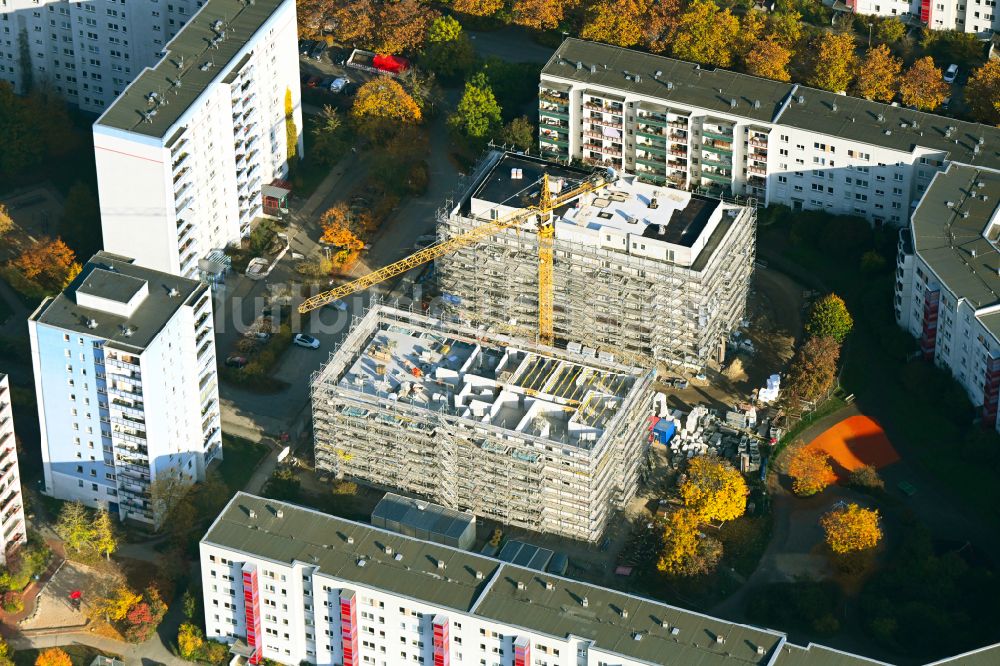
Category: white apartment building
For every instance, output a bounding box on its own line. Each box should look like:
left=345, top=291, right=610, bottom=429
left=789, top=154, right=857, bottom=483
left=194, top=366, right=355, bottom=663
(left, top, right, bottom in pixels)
left=540, top=39, right=1000, bottom=227
left=28, top=251, right=222, bottom=525
left=0, top=374, right=27, bottom=562
left=93, top=0, right=301, bottom=278
left=200, top=492, right=890, bottom=666
left=312, top=304, right=655, bottom=544
left=837, top=0, right=999, bottom=37
left=896, top=163, right=1000, bottom=429
left=0, top=0, right=208, bottom=113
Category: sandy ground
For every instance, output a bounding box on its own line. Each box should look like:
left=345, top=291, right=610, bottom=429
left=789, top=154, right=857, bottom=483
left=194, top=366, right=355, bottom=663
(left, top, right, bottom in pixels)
left=20, top=561, right=99, bottom=631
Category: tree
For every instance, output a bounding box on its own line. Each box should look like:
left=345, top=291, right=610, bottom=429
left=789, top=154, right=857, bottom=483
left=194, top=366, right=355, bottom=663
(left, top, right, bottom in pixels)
left=54, top=500, right=94, bottom=553
left=310, top=105, right=344, bottom=166
left=421, top=15, right=475, bottom=79
left=320, top=203, right=369, bottom=249
left=806, top=294, right=854, bottom=342
left=656, top=508, right=723, bottom=576
left=849, top=465, right=885, bottom=491
left=671, top=0, right=740, bottom=67
left=92, top=584, right=141, bottom=622
left=178, top=622, right=205, bottom=659
left=150, top=473, right=191, bottom=528
left=284, top=88, right=297, bottom=164
left=264, top=467, right=301, bottom=502
left=787, top=445, right=836, bottom=497
left=511, top=0, right=566, bottom=30
left=449, top=72, right=502, bottom=140
left=453, top=0, right=504, bottom=16
left=899, top=57, right=949, bottom=111
left=0, top=205, right=12, bottom=238
left=0, top=635, right=13, bottom=666
left=785, top=335, right=841, bottom=404
left=737, top=11, right=767, bottom=57
left=399, top=68, right=442, bottom=115
left=500, top=116, right=535, bottom=152
left=93, top=508, right=118, bottom=560
left=821, top=503, right=882, bottom=554
left=351, top=78, right=422, bottom=142
left=743, top=39, right=792, bottom=82
left=643, top=0, right=681, bottom=53
left=9, top=237, right=82, bottom=292
left=679, top=456, right=748, bottom=523
left=877, top=17, right=907, bottom=43
left=580, top=0, right=647, bottom=48
left=807, top=33, right=858, bottom=92
left=34, top=649, right=71, bottom=666
left=373, top=0, right=439, bottom=55
left=965, top=60, right=1000, bottom=126
left=768, top=11, right=803, bottom=50
left=853, top=45, right=902, bottom=102
left=327, top=0, right=376, bottom=46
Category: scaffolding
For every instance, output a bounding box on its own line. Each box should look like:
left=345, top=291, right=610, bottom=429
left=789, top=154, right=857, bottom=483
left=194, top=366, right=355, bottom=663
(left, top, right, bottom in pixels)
left=435, top=152, right=757, bottom=371
left=311, top=304, right=655, bottom=543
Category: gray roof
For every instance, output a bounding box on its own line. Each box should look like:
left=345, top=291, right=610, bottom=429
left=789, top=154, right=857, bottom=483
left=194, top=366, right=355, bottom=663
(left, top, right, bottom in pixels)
left=543, top=39, right=1000, bottom=169
left=926, top=643, right=1000, bottom=665
left=775, top=643, right=892, bottom=666
left=371, top=493, right=475, bottom=541
left=203, top=493, right=500, bottom=613
left=910, top=164, right=1000, bottom=336
left=29, top=251, right=204, bottom=351
left=95, top=0, right=286, bottom=138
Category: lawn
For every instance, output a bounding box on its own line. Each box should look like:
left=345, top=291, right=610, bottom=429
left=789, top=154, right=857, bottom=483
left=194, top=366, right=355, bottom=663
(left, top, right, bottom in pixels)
left=216, top=435, right=270, bottom=492
left=13, top=645, right=121, bottom=666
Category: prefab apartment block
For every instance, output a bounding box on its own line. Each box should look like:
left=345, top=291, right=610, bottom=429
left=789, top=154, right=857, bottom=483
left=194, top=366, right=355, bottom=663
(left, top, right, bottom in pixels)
left=436, top=152, right=755, bottom=369
left=311, top=305, right=655, bottom=543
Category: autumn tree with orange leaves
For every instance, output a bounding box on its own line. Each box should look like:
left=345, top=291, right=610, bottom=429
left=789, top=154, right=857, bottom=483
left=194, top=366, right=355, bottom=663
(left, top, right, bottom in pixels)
left=900, top=57, right=950, bottom=111
left=787, top=444, right=836, bottom=497
left=821, top=503, right=882, bottom=554
left=743, top=39, right=792, bottom=82
left=351, top=78, right=422, bottom=142
left=34, top=648, right=72, bottom=666
left=6, top=237, right=81, bottom=295
left=580, top=0, right=647, bottom=48
left=512, top=0, right=570, bottom=30
left=453, top=0, right=504, bottom=17
left=854, top=45, right=902, bottom=102
left=320, top=204, right=366, bottom=266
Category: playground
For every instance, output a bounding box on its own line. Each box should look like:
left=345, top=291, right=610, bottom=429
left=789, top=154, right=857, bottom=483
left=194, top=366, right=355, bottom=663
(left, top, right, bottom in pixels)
left=806, top=415, right=901, bottom=481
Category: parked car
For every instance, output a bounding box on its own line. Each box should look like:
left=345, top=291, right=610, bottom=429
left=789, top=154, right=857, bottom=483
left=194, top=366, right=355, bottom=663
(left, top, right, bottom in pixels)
left=943, top=64, right=959, bottom=83
left=294, top=333, right=320, bottom=349
left=309, top=41, right=327, bottom=61
left=306, top=76, right=322, bottom=88
left=249, top=331, right=272, bottom=341
left=299, top=39, right=316, bottom=56
left=329, top=77, right=350, bottom=93
left=671, top=378, right=689, bottom=390
left=326, top=299, right=348, bottom=312
left=225, top=355, right=248, bottom=368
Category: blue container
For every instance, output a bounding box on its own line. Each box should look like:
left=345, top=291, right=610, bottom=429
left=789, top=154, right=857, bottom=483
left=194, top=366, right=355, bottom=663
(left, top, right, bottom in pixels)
left=653, top=419, right=676, bottom=445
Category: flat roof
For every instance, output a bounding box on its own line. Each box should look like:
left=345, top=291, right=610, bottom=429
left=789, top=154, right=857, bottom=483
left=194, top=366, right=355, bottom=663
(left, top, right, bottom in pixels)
left=544, top=39, right=1000, bottom=168
left=910, top=164, right=1000, bottom=337
left=371, top=493, right=474, bottom=541
left=29, top=251, right=203, bottom=351
left=204, top=493, right=895, bottom=666
left=330, top=311, right=637, bottom=450
left=471, top=153, right=595, bottom=210
left=96, top=0, right=286, bottom=138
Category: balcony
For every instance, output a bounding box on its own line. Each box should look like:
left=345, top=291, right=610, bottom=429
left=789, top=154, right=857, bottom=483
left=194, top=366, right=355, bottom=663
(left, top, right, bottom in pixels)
left=538, top=92, right=569, bottom=106
left=584, top=143, right=622, bottom=157
left=749, top=137, right=768, bottom=148
left=702, top=141, right=733, bottom=154
left=584, top=101, right=623, bottom=114
left=700, top=170, right=732, bottom=184
left=702, top=128, right=734, bottom=141
left=539, top=135, right=568, bottom=148
left=636, top=172, right=668, bottom=185
left=635, top=157, right=666, bottom=171
left=636, top=143, right=667, bottom=156
left=585, top=116, right=623, bottom=130
left=636, top=115, right=667, bottom=128
left=171, top=152, right=189, bottom=171
left=747, top=164, right=767, bottom=176
left=636, top=129, right=666, bottom=141
left=539, top=107, right=569, bottom=121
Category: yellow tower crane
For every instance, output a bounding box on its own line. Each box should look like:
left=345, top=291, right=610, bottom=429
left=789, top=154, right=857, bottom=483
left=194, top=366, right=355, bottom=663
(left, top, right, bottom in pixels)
left=298, top=167, right=612, bottom=347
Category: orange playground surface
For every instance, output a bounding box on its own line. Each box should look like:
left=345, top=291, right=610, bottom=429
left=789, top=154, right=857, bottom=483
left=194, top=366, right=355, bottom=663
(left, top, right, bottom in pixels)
left=806, top=415, right=901, bottom=479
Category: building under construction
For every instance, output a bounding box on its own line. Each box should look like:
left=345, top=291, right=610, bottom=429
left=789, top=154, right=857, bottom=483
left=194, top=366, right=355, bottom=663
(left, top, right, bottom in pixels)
left=435, top=152, right=756, bottom=369
left=311, top=304, right=655, bottom=543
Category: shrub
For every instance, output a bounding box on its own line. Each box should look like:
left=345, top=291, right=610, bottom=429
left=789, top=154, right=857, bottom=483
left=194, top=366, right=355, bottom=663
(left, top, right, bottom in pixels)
left=1, top=590, right=22, bottom=613
left=787, top=445, right=836, bottom=496
left=849, top=465, right=885, bottom=491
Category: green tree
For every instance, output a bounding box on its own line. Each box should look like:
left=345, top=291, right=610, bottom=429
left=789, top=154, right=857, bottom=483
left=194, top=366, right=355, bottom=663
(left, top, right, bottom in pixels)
left=876, top=17, right=906, bottom=43
left=0, top=635, right=13, bottom=666
left=420, top=15, right=475, bottom=80
left=264, top=467, right=301, bottom=502
left=310, top=105, right=344, bottom=166
left=500, top=116, right=535, bottom=152
left=93, top=508, right=118, bottom=560
left=178, top=622, right=205, bottom=660
left=806, top=293, right=854, bottom=342
left=807, top=33, right=858, bottom=92
left=0, top=205, right=13, bottom=239
left=284, top=88, right=298, bottom=164
left=54, top=501, right=95, bottom=554
left=768, top=11, right=803, bottom=50
left=449, top=72, right=502, bottom=140
left=182, top=588, right=199, bottom=620
left=670, top=0, right=740, bottom=67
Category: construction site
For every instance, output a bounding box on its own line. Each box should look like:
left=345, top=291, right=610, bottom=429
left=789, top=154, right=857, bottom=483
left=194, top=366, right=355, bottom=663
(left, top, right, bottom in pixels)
left=434, top=152, right=757, bottom=370
left=310, top=304, right=656, bottom=543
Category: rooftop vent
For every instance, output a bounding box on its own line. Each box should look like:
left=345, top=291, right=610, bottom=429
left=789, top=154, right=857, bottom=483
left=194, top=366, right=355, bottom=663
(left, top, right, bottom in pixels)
left=590, top=64, right=596, bottom=74
left=655, top=70, right=662, bottom=78
left=545, top=581, right=554, bottom=590
left=516, top=581, right=526, bottom=590
left=394, top=553, right=403, bottom=561
left=757, top=646, right=767, bottom=655
left=621, top=609, right=629, bottom=619
left=475, top=570, right=484, bottom=580
left=385, top=546, right=393, bottom=555
left=979, top=136, right=985, bottom=145
left=671, top=627, right=680, bottom=636
left=831, top=102, right=838, bottom=112
left=121, top=325, right=135, bottom=337
left=661, top=620, right=670, bottom=629
left=168, top=287, right=180, bottom=297
left=730, top=99, right=737, bottom=109
left=357, top=558, right=367, bottom=567
left=86, top=318, right=99, bottom=329
left=633, top=633, right=643, bottom=641
left=648, top=196, right=659, bottom=209
left=576, top=61, right=583, bottom=70
left=347, top=536, right=354, bottom=544
left=946, top=201, right=955, bottom=208
left=582, top=596, right=589, bottom=608
left=436, top=559, right=445, bottom=569
left=715, top=634, right=725, bottom=644
left=275, top=509, right=283, bottom=519
left=884, top=129, right=892, bottom=136
left=797, top=95, right=805, bottom=104
left=666, top=81, right=673, bottom=91
left=248, top=509, right=256, bottom=519
left=753, top=99, right=760, bottom=110
left=877, top=113, right=885, bottom=122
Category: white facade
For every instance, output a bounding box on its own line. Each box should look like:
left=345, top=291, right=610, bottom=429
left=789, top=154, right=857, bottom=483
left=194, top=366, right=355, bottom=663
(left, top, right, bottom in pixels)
left=201, top=493, right=887, bottom=666
left=0, top=0, right=208, bottom=113
left=842, top=0, right=999, bottom=37
left=29, top=251, right=222, bottom=525
left=540, top=39, right=1000, bottom=228
left=93, top=0, right=301, bottom=278
left=0, top=374, right=27, bottom=562
left=895, top=163, right=1000, bottom=430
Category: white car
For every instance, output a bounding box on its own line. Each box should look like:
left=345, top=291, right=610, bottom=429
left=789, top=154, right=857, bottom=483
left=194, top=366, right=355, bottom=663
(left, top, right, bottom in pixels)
left=329, top=77, right=350, bottom=93
left=943, top=64, right=958, bottom=84
left=293, top=333, right=320, bottom=349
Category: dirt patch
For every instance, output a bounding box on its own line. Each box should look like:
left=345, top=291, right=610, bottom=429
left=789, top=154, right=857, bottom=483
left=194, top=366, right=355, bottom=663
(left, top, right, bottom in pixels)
left=20, top=561, right=97, bottom=631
